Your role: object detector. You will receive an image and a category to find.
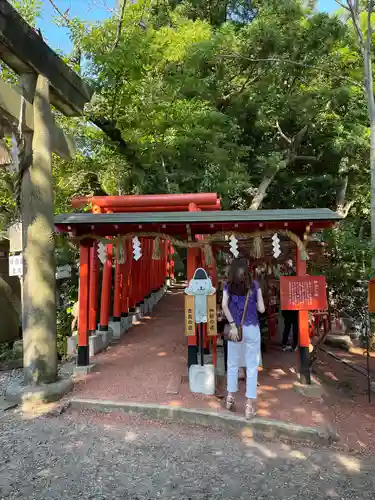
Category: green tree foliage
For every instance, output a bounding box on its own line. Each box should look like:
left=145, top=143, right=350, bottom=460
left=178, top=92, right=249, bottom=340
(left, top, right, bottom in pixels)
left=0, top=0, right=374, bottom=346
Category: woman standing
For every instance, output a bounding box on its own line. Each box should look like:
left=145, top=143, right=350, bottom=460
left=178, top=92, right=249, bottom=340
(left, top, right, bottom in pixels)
left=222, top=258, right=265, bottom=418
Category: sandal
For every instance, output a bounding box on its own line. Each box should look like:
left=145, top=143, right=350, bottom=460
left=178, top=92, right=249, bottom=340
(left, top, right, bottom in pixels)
left=245, top=403, right=257, bottom=419
left=226, top=395, right=235, bottom=411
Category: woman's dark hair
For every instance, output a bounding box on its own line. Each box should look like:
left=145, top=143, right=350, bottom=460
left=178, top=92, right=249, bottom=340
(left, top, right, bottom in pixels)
left=227, top=258, right=252, bottom=296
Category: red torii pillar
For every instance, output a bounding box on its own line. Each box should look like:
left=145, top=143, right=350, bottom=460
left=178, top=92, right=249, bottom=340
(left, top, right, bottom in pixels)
left=121, top=239, right=133, bottom=324
left=296, top=243, right=311, bottom=384
left=187, top=203, right=199, bottom=367
left=113, top=240, right=122, bottom=320
left=77, top=240, right=91, bottom=366
left=88, top=241, right=99, bottom=336
left=99, top=243, right=113, bottom=331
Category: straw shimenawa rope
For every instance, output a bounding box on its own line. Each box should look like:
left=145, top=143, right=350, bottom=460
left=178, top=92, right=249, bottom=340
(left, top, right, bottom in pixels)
left=69, top=229, right=309, bottom=260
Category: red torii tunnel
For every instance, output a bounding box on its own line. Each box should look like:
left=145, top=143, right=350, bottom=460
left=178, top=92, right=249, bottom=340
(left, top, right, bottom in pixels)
left=65, top=193, right=221, bottom=367
left=55, top=193, right=341, bottom=383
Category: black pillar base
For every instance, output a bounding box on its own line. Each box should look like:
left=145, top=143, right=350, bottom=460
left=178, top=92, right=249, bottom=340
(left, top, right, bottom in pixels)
left=299, top=346, right=311, bottom=385
left=187, top=345, right=198, bottom=368
left=77, top=346, right=89, bottom=366
left=99, top=324, right=108, bottom=332
left=112, top=316, right=121, bottom=322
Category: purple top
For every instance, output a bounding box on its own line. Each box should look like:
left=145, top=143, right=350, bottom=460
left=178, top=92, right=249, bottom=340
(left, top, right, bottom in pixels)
left=224, top=280, right=260, bottom=327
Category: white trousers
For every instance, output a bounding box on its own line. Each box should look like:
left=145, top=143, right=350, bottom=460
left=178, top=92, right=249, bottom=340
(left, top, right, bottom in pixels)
left=227, top=324, right=260, bottom=399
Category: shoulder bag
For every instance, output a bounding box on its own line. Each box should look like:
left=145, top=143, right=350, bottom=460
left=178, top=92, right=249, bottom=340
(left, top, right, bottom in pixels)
left=224, top=289, right=251, bottom=343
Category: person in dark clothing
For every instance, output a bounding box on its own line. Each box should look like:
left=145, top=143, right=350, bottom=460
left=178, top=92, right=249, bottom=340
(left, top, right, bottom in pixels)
left=281, top=259, right=299, bottom=352
left=282, top=310, right=298, bottom=351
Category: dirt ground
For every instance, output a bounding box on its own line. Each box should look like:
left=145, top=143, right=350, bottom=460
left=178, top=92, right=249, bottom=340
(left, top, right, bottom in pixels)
left=1, top=407, right=375, bottom=500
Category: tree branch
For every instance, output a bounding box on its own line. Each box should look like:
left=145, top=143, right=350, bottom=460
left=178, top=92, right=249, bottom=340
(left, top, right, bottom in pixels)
left=345, top=0, right=365, bottom=48
left=219, top=54, right=363, bottom=88
left=334, top=0, right=350, bottom=10
left=276, top=120, right=292, bottom=144
left=47, top=0, right=72, bottom=25
left=113, top=0, right=127, bottom=50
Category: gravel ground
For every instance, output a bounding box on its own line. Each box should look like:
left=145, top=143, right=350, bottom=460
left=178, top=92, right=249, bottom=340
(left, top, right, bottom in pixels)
left=0, top=408, right=375, bottom=500
left=0, top=369, right=22, bottom=396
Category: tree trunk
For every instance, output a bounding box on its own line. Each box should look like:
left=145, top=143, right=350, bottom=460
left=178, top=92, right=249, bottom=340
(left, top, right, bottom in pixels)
left=363, top=22, right=375, bottom=268
left=250, top=167, right=278, bottom=210
left=23, top=74, right=57, bottom=385
left=336, top=176, right=354, bottom=217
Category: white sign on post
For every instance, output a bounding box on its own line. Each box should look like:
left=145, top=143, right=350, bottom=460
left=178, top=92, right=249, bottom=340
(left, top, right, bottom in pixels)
left=8, top=222, right=22, bottom=253
left=56, top=264, right=72, bottom=280
left=184, top=268, right=216, bottom=324
left=9, top=253, right=23, bottom=277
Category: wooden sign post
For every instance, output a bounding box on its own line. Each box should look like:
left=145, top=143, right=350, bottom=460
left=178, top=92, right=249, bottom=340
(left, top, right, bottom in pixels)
left=185, top=295, right=195, bottom=337
left=184, top=268, right=216, bottom=395
left=206, top=294, right=217, bottom=337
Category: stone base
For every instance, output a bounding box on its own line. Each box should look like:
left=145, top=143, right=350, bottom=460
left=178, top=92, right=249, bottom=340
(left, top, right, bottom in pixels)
left=96, top=328, right=113, bottom=350
left=89, top=334, right=103, bottom=357
left=189, top=363, right=216, bottom=395
left=109, top=321, right=122, bottom=339
left=5, top=378, right=73, bottom=405
left=143, top=298, right=151, bottom=315
left=137, top=305, right=144, bottom=319
left=120, top=316, right=131, bottom=334
left=131, top=312, right=140, bottom=325
left=73, top=364, right=96, bottom=375
left=67, top=335, right=77, bottom=357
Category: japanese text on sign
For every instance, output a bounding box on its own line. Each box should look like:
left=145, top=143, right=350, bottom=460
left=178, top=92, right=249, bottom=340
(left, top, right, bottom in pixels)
left=206, top=294, right=217, bottom=337
left=184, top=295, right=196, bottom=336
left=280, top=276, right=327, bottom=311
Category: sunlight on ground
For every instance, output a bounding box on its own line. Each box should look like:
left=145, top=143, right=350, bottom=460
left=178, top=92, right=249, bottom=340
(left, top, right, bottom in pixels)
left=168, top=400, right=183, bottom=407
left=157, top=352, right=168, bottom=357
left=208, top=400, right=221, bottom=409
left=258, top=385, right=277, bottom=392
left=277, top=383, right=294, bottom=390
left=293, top=407, right=306, bottom=414
left=257, top=408, right=271, bottom=417
left=37, top=469, right=51, bottom=477
left=335, top=454, right=361, bottom=472
left=269, top=369, right=287, bottom=378
left=312, top=411, right=324, bottom=423
left=243, top=440, right=278, bottom=458
left=289, top=450, right=307, bottom=460
left=325, top=489, right=339, bottom=498
left=241, top=428, right=254, bottom=439
left=324, top=371, right=339, bottom=381
left=258, top=400, right=270, bottom=408
left=20, top=401, right=58, bottom=419
left=124, top=431, right=138, bottom=442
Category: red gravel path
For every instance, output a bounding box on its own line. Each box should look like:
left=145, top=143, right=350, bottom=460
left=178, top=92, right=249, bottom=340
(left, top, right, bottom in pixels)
left=72, top=290, right=375, bottom=455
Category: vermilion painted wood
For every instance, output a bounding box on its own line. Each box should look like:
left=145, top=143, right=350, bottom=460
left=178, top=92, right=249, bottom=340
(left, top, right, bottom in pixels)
left=78, top=243, right=90, bottom=347
left=88, top=242, right=99, bottom=332
left=71, top=193, right=219, bottom=209
left=113, top=240, right=122, bottom=318
left=99, top=243, right=113, bottom=328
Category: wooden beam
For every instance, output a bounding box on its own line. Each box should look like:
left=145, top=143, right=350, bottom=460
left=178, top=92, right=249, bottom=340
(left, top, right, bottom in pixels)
left=0, top=78, right=75, bottom=159
left=0, top=0, right=93, bottom=116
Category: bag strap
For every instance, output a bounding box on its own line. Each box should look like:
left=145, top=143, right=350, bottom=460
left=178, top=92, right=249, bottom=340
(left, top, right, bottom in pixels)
left=240, top=289, right=251, bottom=328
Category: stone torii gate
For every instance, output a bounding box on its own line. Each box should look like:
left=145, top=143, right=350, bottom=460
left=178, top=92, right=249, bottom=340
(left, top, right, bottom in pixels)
left=0, top=1, right=93, bottom=402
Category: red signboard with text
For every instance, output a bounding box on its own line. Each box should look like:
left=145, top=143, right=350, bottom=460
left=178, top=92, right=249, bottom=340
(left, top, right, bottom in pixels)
left=280, top=276, right=327, bottom=311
